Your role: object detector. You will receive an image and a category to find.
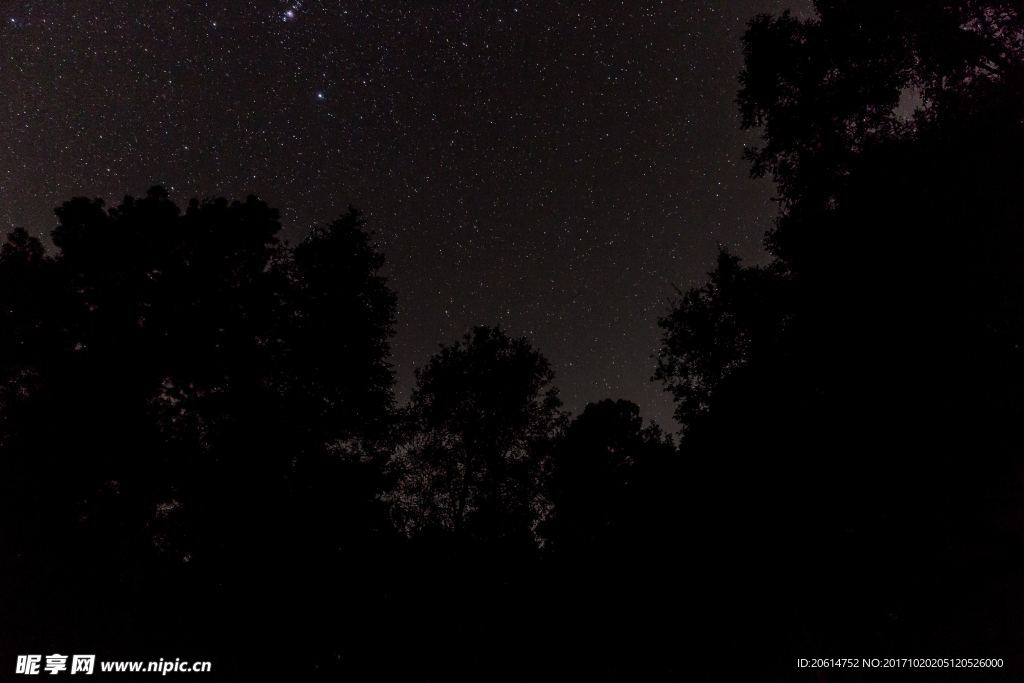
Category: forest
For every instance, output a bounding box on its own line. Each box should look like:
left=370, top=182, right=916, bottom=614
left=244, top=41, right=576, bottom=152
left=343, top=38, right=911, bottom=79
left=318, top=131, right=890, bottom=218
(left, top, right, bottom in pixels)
left=4, top=2, right=1024, bottom=680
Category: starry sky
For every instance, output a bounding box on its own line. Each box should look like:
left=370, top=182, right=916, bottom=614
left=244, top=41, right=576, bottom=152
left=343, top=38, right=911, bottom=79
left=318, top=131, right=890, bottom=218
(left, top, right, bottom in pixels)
left=0, top=0, right=807, bottom=428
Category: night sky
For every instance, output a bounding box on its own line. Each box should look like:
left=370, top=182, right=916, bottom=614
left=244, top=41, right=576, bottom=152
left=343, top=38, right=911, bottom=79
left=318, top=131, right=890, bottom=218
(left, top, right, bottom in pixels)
left=0, top=0, right=806, bottom=428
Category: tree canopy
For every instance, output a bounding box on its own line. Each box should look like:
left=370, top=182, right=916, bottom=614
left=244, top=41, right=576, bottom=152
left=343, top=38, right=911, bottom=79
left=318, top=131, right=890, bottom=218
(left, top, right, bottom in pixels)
left=658, top=1, right=1024, bottom=673
left=389, top=326, right=565, bottom=545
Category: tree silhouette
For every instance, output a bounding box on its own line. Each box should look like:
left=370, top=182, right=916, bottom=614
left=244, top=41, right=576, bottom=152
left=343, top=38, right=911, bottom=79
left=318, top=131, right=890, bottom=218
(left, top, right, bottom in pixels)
left=659, top=2, right=1024, bottom=676
left=542, top=399, right=674, bottom=554
left=389, top=325, right=565, bottom=546
left=0, top=186, right=684, bottom=680
left=538, top=399, right=681, bottom=680
left=655, top=250, right=790, bottom=428
left=0, top=188, right=398, bottom=678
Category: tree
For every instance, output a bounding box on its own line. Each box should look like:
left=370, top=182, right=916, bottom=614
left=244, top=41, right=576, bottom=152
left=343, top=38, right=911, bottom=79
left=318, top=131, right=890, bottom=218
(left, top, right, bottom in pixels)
left=542, top=399, right=674, bottom=554
left=389, top=326, right=565, bottom=545
left=739, top=1, right=1024, bottom=265
left=539, top=399, right=680, bottom=681
left=0, top=188, right=398, bottom=678
left=655, top=251, right=790, bottom=428
left=659, top=2, right=1024, bottom=674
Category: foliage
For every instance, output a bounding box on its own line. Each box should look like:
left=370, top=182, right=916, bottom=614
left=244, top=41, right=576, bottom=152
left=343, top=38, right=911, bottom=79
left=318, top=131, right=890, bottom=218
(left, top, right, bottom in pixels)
left=388, top=326, right=565, bottom=544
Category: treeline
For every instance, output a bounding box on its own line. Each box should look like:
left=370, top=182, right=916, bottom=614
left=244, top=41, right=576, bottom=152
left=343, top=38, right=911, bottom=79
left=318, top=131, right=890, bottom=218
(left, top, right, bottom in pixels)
left=0, top=191, right=681, bottom=680
left=667, top=2, right=1024, bottom=679
left=4, top=2, right=1024, bottom=680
